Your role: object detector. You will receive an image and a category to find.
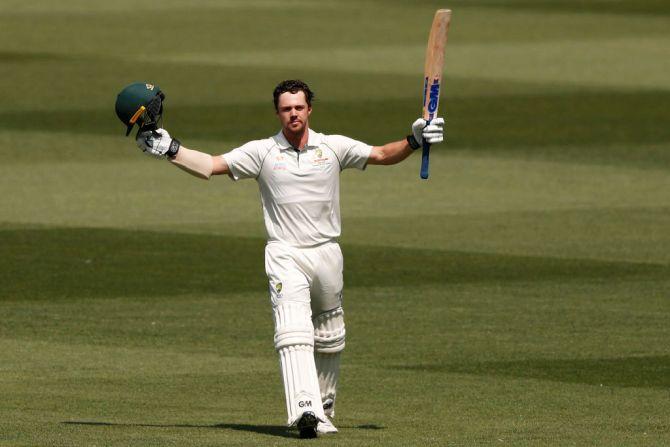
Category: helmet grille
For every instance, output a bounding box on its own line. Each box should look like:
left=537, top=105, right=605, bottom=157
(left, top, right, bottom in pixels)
left=144, top=94, right=163, bottom=125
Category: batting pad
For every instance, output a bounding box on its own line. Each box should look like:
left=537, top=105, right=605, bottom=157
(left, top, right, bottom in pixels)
left=313, top=307, right=345, bottom=353
left=273, top=301, right=325, bottom=426
left=273, top=301, right=314, bottom=350
left=279, top=345, right=326, bottom=426
left=315, top=352, right=340, bottom=418
left=313, top=307, right=345, bottom=418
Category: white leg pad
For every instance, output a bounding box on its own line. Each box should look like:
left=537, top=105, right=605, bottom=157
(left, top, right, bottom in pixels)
left=313, top=307, right=345, bottom=418
left=315, top=352, right=340, bottom=418
left=274, top=302, right=325, bottom=426
left=313, top=307, right=346, bottom=354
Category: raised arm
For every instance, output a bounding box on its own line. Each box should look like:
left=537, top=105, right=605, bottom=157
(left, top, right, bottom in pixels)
left=367, top=139, right=414, bottom=166
left=368, top=117, right=444, bottom=166
left=136, top=128, right=230, bottom=179
left=170, top=147, right=231, bottom=179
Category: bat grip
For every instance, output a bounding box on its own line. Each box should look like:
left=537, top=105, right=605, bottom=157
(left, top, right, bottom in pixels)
left=420, top=118, right=432, bottom=179
left=420, top=141, right=430, bottom=179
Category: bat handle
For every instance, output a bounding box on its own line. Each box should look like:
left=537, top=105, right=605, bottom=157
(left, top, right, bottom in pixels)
left=420, top=117, right=432, bottom=179
left=420, top=140, right=430, bottom=179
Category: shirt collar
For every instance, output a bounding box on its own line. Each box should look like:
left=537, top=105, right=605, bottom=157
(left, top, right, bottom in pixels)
left=274, top=128, right=321, bottom=150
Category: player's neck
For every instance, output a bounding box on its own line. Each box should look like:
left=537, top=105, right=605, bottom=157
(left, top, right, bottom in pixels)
left=282, top=127, right=310, bottom=151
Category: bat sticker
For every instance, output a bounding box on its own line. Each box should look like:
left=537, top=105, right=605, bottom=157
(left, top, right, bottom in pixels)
left=427, top=78, right=440, bottom=119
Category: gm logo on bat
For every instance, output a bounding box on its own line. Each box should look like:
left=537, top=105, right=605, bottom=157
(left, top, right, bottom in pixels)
left=427, top=78, right=440, bottom=117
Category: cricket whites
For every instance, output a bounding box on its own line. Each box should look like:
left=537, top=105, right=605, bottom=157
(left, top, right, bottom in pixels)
left=421, top=9, right=452, bottom=179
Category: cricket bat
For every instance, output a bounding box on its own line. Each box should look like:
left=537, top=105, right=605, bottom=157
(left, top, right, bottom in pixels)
left=420, top=9, right=452, bottom=179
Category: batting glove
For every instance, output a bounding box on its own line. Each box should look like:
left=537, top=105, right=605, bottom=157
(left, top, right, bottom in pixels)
left=136, top=128, right=181, bottom=158
left=410, top=117, right=445, bottom=147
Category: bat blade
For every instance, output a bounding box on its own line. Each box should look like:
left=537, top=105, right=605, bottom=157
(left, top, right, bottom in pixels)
left=420, top=9, right=451, bottom=180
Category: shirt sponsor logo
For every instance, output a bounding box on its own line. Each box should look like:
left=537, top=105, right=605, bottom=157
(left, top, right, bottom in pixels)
left=273, top=154, right=287, bottom=171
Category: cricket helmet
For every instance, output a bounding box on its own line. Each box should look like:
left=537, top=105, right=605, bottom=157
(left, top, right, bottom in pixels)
left=115, top=82, right=165, bottom=136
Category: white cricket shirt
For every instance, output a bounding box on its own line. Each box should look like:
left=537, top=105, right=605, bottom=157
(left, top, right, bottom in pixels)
left=222, top=129, right=372, bottom=247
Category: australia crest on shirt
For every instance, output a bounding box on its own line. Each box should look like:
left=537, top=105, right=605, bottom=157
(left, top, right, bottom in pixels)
left=311, top=148, right=330, bottom=168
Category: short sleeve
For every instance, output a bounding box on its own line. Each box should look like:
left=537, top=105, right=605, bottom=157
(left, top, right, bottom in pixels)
left=323, top=135, right=372, bottom=171
left=222, top=141, right=265, bottom=180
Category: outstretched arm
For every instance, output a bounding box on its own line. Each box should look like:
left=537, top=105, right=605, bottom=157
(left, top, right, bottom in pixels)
left=367, top=117, right=444, bottom=166
left=170, top=148, right=230, bottom=179
left=137, top=128, right=230, bottom=179
left=367, top=139, right=414, bottom=166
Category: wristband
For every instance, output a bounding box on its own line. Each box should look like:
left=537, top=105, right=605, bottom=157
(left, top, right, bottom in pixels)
left=167, top=138, right=181, bottom=158
left=406, top=134, right=420, bottom=150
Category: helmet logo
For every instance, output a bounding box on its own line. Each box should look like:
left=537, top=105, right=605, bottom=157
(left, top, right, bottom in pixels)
left=146, top=83, right=155, bottom=91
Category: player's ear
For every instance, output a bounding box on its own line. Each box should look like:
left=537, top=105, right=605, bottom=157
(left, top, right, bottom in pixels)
left=307, top=106, right=312, bottom=116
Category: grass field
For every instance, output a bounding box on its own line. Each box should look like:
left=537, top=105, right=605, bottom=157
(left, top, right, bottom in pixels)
left=1, top=1, right=669, bottom=445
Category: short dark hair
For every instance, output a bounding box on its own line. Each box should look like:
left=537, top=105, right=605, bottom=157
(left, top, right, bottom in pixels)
left=273, top=79, right=314, bottom=111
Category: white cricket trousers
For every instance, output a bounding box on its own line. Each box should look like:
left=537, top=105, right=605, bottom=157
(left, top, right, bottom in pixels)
left=265, top=241, right=344, bottom=313
left=265, top=240, right=344, bottom=426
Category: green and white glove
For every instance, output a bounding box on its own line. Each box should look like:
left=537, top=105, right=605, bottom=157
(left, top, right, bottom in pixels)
left=136, top=128, right=180, bottom=158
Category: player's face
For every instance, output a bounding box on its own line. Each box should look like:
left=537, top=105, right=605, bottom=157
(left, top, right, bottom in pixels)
left=276, top=91, right=311, bottom=135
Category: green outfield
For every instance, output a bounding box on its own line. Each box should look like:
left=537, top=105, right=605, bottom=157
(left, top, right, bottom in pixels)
left=1, top=0, right=669, bottom=445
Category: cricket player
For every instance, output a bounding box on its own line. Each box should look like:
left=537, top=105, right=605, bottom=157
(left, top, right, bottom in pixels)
left=118, top=80, right=444, bottom=438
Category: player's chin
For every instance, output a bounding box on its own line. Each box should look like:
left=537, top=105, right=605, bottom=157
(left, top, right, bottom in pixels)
left=288, top=121, right=304, bottom=132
